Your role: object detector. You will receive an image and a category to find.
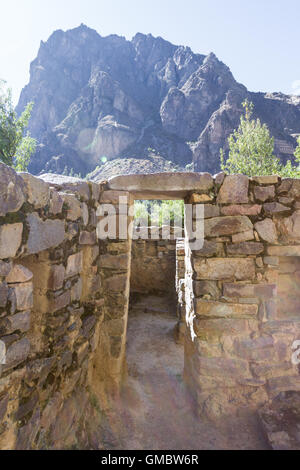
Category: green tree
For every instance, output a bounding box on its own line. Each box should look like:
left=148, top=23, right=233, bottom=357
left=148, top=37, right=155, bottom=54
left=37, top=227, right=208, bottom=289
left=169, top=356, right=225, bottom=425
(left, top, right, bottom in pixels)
left=0, top=80, right=36, bottom=171
left=220, top=99, right=282, bottom=176
left=295, top=136, right=300, bottom=162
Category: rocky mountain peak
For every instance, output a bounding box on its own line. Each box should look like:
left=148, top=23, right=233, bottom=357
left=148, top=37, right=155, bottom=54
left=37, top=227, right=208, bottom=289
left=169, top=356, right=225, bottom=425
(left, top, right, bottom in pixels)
left=16, top=25, right=300, bottom=178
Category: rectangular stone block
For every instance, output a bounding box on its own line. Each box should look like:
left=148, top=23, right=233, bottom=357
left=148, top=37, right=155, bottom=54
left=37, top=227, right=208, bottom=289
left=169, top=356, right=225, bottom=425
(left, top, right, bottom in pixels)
left=193, top=356, right=252, bottom=379
left=194, top=318, right=250, bottom=341
left=48, top=290, right=71, bottom=313
left=234, top=336, right=274, bottom=362
left=223, top=283, right=277, bottom=299
left=0, top=282, right=8, bottom=308
left=193, top=241, right=224, bottom=258
left=195, top=299, right=258, bottom=318
left=79, top=231, right=97, bottom=245
left=26, top=214, right=65, bottom=255
left=204, top=216, right=253, bottom=237
left=193, top=281, right=220, bottom=298
left=232, top=230, right=254, bottom=243
left=99, top=254, right=129, bottom=270
left=0, top=310, right=30, bottom=335
left=227, top=242, right=264, bottom=255
left=0, top=223, right=23, bottom=259
left=268, top=246, right=300, bottom=257
left=103, top=274, right=128, bottom=293
left=65, top=252, right=83, bottom=278
left=9, top=282, right=33, bottom=311
left=194, top=258, right=256, bottom=281
left=2, top=337, right=30, bottom=372
left=221, top=204, right=262, bottom=216
left=267, top=376, right=300, bottom=398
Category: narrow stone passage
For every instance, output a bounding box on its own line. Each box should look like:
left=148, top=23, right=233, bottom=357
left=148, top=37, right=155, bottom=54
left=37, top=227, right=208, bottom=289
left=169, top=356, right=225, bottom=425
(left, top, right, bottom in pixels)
left=99, top=295, right=269, bottom=450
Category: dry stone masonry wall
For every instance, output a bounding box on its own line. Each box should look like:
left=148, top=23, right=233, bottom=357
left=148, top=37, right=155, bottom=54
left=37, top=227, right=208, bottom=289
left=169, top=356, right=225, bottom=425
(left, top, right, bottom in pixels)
left=1, top=163, right=300, bottom=448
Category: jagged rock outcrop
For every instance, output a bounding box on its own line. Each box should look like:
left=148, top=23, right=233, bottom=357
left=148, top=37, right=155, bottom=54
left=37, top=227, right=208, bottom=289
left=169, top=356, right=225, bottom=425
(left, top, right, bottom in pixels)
left=17, top=24, right=300, bottom=177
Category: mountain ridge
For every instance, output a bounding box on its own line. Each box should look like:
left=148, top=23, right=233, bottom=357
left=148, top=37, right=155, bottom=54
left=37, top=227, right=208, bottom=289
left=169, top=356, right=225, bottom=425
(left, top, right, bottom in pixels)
left=16, top=24, right=300, bottom=178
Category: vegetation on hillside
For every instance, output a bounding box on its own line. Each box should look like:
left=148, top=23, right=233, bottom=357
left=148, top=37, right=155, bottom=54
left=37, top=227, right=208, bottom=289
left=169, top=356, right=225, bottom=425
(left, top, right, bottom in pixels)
left=0, top=80, right=36, bottom=171
left=134, top=200, right=184, bottom=227
left=220, top=99, right=300, bottom=177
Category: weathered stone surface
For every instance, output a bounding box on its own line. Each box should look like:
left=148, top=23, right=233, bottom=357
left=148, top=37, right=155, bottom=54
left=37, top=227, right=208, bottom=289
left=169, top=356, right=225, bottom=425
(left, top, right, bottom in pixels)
left=252, top=176, right=279, bottom=184
left=0, top=311, right=30, bottom=335
left=2, top=338, right=30, bottom=372
left=254, top=185, right=275, bottom=202
left=263, top=202, right=290, bottom=215
left=232, top=230, right=254, bottom=243
left=259, top=392, right=300, bottom=450
left=234, top=336, right=274, bottom=361
left=0, top=223, right=23, bottom=259
left=71, top=279, right=82, bottom=302
left=19, top=173, right=50, bottom=208
left=108, top=173, right=214, bottom=193
left=6, top=265, right=33, bottom=284
left=194, top=241, right=224, bottom=258
left=223, top=283, right=276, bottom=299
left=214, top=172, right=226, bottom=187
left=0, top=282, right=8, bottom=308
left=268, top=245, right=300, bottom=256
left=49, top=189, right=64, bottom=215
left=227, top=242, right=264, bottom=255
left=189, top=193, right=213, bottom=203
left=99, top=254, right=129, bottom=270
left=204, top=216, right=253, bottom=237
left=26, top=214, right=65, bottom=254
left=254, top=219, right=277, bottom=243
left=278, top=197, right=294, bottom=205
left=195, top=300, right=258, bottom=318
left=48, top=264, right=65, bottom=290
left=60, top=193, right=81, bottom=221
left=276, top=210, right=300, bottom=242
left=217, top=175, right=249, bottom=204
left=277, top=179, right=300, bottom=198
left=264, top=256, right=279, bottom=266
left=100, top=190, right=130, bottom=205
left=203, top=204, right=220, bottom=219
left=9, top=282, right=33, bottom=311
left=221, top=204, right=261, bottom=216
left=0, top=163, right=26, bottom=216
left=267, top=375, right=300, bottom=398
left=0, top=261, right=12, bottom=277
left=79, top=231, right=97, bottom=245
left=194, top=356, right=252, bottom=379
left=40, top=174, right=90, bottom=200
left=194, top=258, right=256, bottom=280
left=65, top=252, right=83, bottom=278
left=103, top=274, right=128, bottom=292
left=81, top=203, right=89, bottom=226
left=48, top=290, right=71, bottom=313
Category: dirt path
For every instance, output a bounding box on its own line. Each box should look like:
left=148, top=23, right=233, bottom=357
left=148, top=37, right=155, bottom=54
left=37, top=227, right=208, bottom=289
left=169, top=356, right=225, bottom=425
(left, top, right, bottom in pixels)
left=101, top=295, right=270, bottom=450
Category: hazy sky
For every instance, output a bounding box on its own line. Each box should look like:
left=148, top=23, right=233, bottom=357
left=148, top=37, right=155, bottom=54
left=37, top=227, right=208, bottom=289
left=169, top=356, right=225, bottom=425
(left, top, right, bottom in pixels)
left=1, top=0, right=299, bottom=103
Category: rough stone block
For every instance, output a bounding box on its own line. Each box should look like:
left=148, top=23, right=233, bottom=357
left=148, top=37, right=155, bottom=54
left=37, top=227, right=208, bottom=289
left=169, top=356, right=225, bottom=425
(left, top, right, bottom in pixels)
left=49, top=189, right=64, bottom=215
left=65, top=252, right=83, bottom=278
left=276, top=210, right=300, bottom=242
left=48, top=290, right=71, bottom=313
left=0, top=311, right=30, bottom=335
left=193, top=356, right=252, bottom=379
left=0, top=261, right=12, bottom=277
left=194, top=258, right=256, bottom=281
left=204, top=216, right=253, bottom=237
left=79, top=231, right=97, bottom=245
left=0, top=223, right=23, bottom=259
left=223, top=283, right=276, bottom=299
left=0, top=282, right=8, bottom=308
left=48, top=264, right=65, bottom=290
left=193, top=241, right=224, bottom=258
left=99, top=254, right=129, bottom=270
left=193, top=280, right=220, bottom=299
left=217, top=175, right=249, bottom=204
left=26, top=214, right=65, bottom=254
left=227, top=242, right=264, bottom=255
left=268, top=246, right=300, bottom=257
left=195, top=300, right=258, bottom=318
left=9, top=282, right=33, bottom=311
left=252, top=176, right=279, bottom=184
left=0, top=162, right=26, bottom=216
left=267, top=376, right=300, bottom=398
left=2, top=337, right=30, bottom=372
left=232, top=230, right=255, bottom=243
left=103, top=274, right=128, bottom=293
left=19, top=173, right=50, bottom=208
left=254, top=219, right=277, bottom=244
left=263, top=202, right=290, bottom=215
left=234, top=336, right=274, bottom=361
left=60, top=193, right=81, bottom=221
left=6, top=265, right=33, bottom=284
left=203, top=204, right=220, bottom=219
left=254, top=185, right=275, bottom=202
left=221, top=204, right=262, bottom=216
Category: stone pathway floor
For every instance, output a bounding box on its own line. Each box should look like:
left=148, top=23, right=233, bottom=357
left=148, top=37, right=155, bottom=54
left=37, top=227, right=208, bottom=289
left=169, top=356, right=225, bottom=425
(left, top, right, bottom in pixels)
left=100, top=295, right=270, bottom=450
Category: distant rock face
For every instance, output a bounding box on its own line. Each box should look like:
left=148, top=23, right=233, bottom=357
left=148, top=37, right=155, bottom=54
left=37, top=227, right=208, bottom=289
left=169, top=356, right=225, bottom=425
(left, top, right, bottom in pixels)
left=17, top=24, right=300, bottom=177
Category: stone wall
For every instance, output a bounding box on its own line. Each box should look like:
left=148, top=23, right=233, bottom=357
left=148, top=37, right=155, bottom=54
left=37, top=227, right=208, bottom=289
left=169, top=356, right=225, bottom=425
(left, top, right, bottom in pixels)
left=1, top=165, right=300, bottom=448
left=130, top=228, right=177, bottom=297
left=184, top=174, right=300, bottom=417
